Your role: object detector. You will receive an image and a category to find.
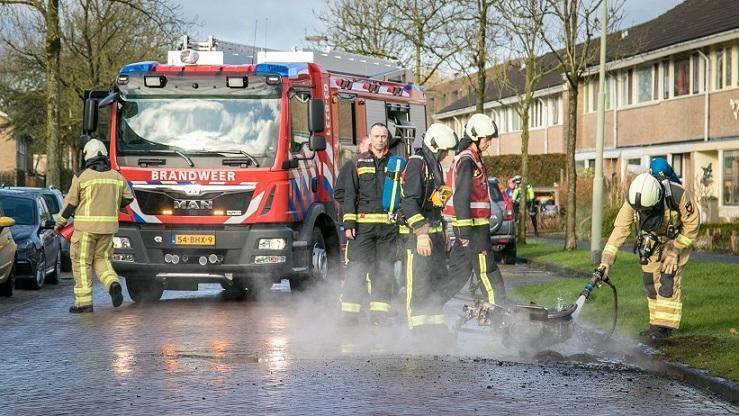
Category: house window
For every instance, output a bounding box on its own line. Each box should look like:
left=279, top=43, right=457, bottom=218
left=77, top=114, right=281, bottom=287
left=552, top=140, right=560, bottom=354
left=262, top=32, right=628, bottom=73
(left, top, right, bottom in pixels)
left=672, top=154, right=684, bottom=179
left=511, top=108, right=521, bottom=131
left=627, top=158, right=642, bottom=174
left=653, top=63, right=659, bottom=100
left=723, top=150, right=739, bottom=206
left=692, top=53, right=700, bottom=94
left=662, top=61, right=670, bottom=99
left=726, top=47, right=733, bottom=86
left=674, top=57, right=690, bottom=97
left=531, top=100, right=543, bottom=128
left=552, top=95, right=560, bottom=125
left=591, top=78, right=599, bottom=112
left=637, top=66, right=653, bottom=103
left=716, top=49, right=724, bottom=90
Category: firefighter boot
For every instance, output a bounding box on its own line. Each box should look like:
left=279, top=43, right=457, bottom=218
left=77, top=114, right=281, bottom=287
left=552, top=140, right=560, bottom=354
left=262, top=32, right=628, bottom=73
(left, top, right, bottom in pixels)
left=109, top=282, right=123, bottom=307
left=639, top=325, right=672, bottom=340
left=69, top=305, right=93, bottom=313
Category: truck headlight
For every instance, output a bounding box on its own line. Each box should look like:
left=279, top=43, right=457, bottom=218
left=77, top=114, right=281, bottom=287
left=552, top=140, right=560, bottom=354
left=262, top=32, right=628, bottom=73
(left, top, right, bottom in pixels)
left=113, top=237, right=132, bottom=249
left=258, top=238, right=286, bottom=250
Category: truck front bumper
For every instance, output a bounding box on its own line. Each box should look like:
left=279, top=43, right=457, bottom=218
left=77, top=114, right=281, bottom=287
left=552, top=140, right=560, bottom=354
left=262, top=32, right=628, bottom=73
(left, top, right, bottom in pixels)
left=112, top=224, right=309, bottom=282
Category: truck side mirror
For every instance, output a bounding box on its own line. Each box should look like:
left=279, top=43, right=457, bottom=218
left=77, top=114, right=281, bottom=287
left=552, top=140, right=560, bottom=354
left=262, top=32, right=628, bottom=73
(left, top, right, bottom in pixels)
left=83, top=98, right=99, bottom=133
left=308, top=98, right=325, bottom=133
left=309, top=135, right=326, bottom=152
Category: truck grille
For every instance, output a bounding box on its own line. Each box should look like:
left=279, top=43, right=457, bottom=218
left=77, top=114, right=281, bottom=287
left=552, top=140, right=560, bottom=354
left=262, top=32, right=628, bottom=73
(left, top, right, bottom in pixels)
left=134, top=188, right=253, bottom=216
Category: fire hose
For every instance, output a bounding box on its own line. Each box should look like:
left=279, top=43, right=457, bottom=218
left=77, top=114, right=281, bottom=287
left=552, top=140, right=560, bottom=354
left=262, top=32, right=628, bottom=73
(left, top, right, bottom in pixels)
left=457, top=266, right=618, bottom=350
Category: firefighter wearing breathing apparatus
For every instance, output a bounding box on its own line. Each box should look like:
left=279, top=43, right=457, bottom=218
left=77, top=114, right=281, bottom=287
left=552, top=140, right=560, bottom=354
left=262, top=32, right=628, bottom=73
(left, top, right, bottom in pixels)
left=599, top=172, right=699, bottom=340
left=54, top=139, right=134, bottom=313
left=341, top=123, right=402, bottom=325
left=440, top=114, right=507, bottom=305
left=400, top=123, right=458, bottom=334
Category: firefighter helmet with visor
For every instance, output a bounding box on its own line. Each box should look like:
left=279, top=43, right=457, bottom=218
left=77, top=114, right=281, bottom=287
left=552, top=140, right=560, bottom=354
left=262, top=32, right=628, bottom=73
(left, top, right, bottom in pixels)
left=464, top=113, right=498, bottom=141
left=627, top=173, right=663, bottom=211
left=83, top=139, right=108, bottom=161
left=423, top=123, right=458, bottom=153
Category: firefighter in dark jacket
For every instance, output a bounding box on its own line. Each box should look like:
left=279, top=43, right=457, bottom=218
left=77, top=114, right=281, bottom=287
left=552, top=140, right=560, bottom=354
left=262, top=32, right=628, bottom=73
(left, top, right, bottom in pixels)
left=401, top=123, right=458, bottom=334
left=334, top=136, right=370, bottom=216
left=54, top=139, right=134, bottom=313
left=440, top=114, right=507, bottom=305
left=341, top=123, right=397, bottom=325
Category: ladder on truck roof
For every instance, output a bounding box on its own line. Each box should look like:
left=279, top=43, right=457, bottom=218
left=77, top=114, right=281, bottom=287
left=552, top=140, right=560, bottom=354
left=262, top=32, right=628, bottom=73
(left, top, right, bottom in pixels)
left=257, top=49, right=411, bottom=83
left=169, top=35, right=273, bottom=65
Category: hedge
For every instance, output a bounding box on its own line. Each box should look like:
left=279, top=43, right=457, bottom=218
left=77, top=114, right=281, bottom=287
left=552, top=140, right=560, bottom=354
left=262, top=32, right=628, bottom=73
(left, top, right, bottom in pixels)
left=482, top=153, right=566, bottom=187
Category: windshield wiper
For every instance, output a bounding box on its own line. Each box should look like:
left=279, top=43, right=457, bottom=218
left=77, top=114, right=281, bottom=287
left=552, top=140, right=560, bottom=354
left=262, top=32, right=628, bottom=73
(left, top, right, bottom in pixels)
left=120, top=149, right=195, bottom=167
left=219, top=150, right=260, bottom=168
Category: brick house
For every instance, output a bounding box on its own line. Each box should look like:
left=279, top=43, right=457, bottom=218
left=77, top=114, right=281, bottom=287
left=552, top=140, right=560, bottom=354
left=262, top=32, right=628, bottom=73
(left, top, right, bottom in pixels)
left=0, top=111, right=32, bottom=186
left=434, top=0, right=739, bottom=219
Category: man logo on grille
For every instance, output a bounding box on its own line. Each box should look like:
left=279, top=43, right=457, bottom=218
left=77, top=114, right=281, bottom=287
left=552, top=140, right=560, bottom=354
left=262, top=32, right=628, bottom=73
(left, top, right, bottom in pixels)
left=174, top=200, right=213, bottom=210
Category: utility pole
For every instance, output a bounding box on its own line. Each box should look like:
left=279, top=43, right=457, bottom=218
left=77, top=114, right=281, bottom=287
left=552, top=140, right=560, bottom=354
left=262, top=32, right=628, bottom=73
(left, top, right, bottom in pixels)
left=591, top=0, right=607, bottom=264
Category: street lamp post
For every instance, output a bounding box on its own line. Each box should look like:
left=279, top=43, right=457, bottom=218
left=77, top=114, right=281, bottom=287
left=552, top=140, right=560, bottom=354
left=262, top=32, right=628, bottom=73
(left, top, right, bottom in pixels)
left=591, top=0, right=607, bottom=264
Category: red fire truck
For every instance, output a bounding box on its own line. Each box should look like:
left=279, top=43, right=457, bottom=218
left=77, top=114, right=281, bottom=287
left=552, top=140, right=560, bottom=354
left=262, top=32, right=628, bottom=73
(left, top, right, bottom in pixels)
left=80, top=36, right=427, bottom=301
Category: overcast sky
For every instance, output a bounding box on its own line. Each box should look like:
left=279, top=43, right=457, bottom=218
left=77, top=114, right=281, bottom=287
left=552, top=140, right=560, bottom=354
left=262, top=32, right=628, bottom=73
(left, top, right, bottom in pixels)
left=179, top=0, right=684, bottom=51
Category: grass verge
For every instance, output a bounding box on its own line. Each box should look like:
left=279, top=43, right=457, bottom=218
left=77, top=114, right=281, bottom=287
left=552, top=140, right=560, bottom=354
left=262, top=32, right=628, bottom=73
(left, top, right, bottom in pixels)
left=511, top=241, right=739, bottom=381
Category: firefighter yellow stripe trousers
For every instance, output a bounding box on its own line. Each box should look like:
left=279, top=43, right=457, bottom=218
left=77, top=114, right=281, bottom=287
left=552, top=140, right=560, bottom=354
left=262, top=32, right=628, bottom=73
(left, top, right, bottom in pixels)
left=440, top=238, right=506, bottom=305
left=341, top=223, right=397, bottom=317
left=404, top=233, right=447, bottom=330
left=71, top=231, right=120, bottom=308
left=641, top=251, right=690, bottom=329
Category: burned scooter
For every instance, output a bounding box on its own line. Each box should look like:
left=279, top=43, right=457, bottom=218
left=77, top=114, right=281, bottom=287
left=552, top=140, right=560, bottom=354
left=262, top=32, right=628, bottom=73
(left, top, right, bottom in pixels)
left=455, top=267, right=617, bottom=352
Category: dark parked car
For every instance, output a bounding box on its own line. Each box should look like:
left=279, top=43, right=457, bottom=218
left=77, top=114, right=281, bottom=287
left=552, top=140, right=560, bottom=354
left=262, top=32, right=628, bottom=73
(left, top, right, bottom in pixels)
left=488, top=178, right=516, bottom=264
left=9, top=187, right=71, bottom=271
left=0, top=189, right=62, bottom=289
left=445, top=177, right=516, bottom=264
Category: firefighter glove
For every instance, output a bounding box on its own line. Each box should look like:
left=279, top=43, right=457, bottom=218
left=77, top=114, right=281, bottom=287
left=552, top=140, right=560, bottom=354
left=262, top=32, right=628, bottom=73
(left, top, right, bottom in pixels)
left=660, top=245, right=679, bottom=275
left=598, top=263, right=609, bottom=279
left=416, top=234, right=432, bottom=256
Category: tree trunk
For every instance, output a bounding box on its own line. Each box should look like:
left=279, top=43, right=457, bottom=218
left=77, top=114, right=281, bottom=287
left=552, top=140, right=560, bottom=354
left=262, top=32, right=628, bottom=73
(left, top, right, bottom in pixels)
left=475, top=3, right=487, bottom=113
left=518, top=105, right=530, bottom=244
left=564, top=81, right=578, bottom=250
left=44, top=0, right=61, bottom=187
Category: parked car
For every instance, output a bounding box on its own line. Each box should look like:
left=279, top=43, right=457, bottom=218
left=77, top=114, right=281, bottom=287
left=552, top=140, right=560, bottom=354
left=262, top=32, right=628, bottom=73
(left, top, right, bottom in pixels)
left=444, top=177, right=517, bottom=264
left=0, top=189, right=62, bottom=289
left=0, top=200, right=17, bottom=297
left=488, top=178, right=517, bottom=264
left=8, top=186, right=71, bottom=271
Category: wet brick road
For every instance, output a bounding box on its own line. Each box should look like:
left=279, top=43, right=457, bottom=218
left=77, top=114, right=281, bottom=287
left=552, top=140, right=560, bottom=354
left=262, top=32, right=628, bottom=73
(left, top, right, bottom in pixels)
left=1, top=266, right=737, bottom=415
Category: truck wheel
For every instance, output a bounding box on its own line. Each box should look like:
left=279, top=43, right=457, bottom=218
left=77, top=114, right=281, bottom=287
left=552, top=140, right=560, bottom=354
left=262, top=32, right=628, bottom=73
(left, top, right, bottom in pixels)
left=126, top=278, right=163, bottom=302
left=502, top=244, right=517, bottom=265
left=0, top=262, right=14, bottom=297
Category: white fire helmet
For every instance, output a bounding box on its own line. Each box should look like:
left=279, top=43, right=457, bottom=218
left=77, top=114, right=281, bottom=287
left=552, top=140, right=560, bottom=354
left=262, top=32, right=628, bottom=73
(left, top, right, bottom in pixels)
left=423, top=123, right=459, bottom=153
left=627, top=173, right=663, bottom=211
left=83, top=138, right=108, bottom=161
left=464, top=113, right=498, bottom=141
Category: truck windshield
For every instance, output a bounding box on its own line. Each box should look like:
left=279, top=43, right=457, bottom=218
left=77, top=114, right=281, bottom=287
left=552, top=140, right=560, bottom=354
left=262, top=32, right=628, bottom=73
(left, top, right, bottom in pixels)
left=117, top=97, right=280, bottom=163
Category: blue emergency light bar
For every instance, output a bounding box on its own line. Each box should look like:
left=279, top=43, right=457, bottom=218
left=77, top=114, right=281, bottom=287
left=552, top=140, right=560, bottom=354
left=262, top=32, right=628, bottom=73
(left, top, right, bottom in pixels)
left=255, top=62, right=310, bottom=78
left=119, top=61, right=159, bottom=74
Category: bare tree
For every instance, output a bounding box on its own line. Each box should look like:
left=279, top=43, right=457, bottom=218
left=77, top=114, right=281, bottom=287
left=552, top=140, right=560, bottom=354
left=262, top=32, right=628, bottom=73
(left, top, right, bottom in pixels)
left=493, top=0, right=559, bottom=243
left=0, top=0, right=61, bottom=186
left=315, top=0, right=462, bottom=85
left=0, top=0, right=189, bottom=176
left=447, top=0, right=503, bottom=112
left=538, top=0, right=621, bottom=250
left=314, top=0, right=405, bottom=62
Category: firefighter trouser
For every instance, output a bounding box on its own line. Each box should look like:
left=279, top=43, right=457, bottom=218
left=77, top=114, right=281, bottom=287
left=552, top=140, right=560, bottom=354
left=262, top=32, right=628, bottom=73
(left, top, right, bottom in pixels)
left=404, top=231, right=447, bottom=330
left=341, top=223, right=397, bottom=316
left=641, top=251, right=690, bottom=329
left=440, top=240, right=506, bottom=305
left=70, top=231, right=119, bottom=308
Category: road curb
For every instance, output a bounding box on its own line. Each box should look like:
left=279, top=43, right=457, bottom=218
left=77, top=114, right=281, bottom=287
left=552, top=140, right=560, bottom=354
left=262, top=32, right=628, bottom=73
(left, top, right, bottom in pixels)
left=518, top=255, right=739, bottom=405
